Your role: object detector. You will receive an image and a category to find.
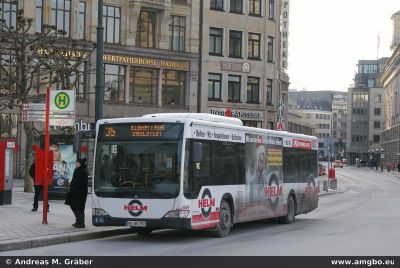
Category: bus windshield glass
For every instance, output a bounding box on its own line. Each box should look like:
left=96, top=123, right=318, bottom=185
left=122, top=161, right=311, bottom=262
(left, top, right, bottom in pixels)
left=94, top=123, right=183, bottom=198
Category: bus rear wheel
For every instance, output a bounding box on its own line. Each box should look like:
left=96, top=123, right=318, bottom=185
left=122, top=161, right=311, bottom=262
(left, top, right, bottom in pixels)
left=280, top=194, right=295, bottom=224
left=214, top=200, right=231, bottom=238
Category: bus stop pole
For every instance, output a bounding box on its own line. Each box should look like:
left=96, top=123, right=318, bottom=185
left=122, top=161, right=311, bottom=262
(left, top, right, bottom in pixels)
left=42, top=86, right=50, bottom=224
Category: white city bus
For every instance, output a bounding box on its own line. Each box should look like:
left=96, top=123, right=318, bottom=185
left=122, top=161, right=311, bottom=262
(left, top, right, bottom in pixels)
left=92, top=113, right=319, bottom=237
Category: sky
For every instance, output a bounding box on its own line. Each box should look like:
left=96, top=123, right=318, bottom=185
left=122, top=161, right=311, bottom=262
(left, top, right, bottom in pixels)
left=287, top=0, right=400, bottom=91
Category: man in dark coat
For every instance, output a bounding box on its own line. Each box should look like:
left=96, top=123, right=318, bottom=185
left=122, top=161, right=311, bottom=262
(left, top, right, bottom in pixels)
left=65, top=158, right=88, bottom=228
left=29, top=162, right=49, bottom=212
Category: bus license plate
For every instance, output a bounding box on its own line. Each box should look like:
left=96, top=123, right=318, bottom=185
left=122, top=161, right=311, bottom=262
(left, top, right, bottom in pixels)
left=127, top=221, right=146, bottom=227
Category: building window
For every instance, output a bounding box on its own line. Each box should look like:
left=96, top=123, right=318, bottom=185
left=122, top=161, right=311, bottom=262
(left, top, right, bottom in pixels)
left=129, top=67, right=158, bottom=104
left=374, top=121, right=381, bottom=129
left=209, top=27, right=223, bottom=55
left=359, top=64, right=377, bottom=74
left=35, top=0, right=43, bottom=33
left=248, top=33, right=261, bottom=60
left=267, top=121, right=274, bottom=130
left=72, top=62, right=86, bottom=100
left=0, top=54, right=15, bottom=94
left=230, top=0, right=243, bottom=13
left=374, top=94, right=381, bottom=103
left=373, top=135, right=380, bottom=143
left=51, top=0, right=71, bottom=36
left=229, top=30, right=242, bottom=58
left=266, top=79, right=273, bottom=105
left=77, top=1, right=86, bottom=40
left=353, top=93, right=368, bottom=102
left=243, top=120, right=262, bottom=128
left=267, top=36, right=274, bottom=62
left=367, top=79, right=375, bottom=88
left=374, top=108, right=381, bottom=116
left=162, top=70, right=186, bottom=106
left=103, top=5, right=121, bottom=44
left=1, top=0, right=17, bottom=29
left=247, top=77, right=259, bottom=103
left=208, top=73, right=222, bottom=100
left=136, top=10, right=156, bottom=48
left=0, top=114, right=17, bottom=138
left=169, top=16, right=186, bottom=51
left=104, top=64, right=125, bottom=102
left=228, top=75, right=241, bottom=102
left=249, top=0, right=261, bottom=16
left=210, top=0, right=224, bottom=11
left=268, top=0, right=275, bottom=19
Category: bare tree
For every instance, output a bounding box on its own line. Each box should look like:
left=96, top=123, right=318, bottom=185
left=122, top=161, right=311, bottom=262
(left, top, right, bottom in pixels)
left=0, top=4, right=93, bottom=192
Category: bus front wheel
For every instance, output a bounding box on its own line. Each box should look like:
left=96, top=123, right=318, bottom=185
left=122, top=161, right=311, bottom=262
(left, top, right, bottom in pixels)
left=280, top=195, right=296, bottom=224
left=214, top=200, right=231, bottom=238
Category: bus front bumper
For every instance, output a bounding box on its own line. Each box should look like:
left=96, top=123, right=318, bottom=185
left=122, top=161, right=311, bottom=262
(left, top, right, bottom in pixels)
left=92, top=215, right=192, bottom=230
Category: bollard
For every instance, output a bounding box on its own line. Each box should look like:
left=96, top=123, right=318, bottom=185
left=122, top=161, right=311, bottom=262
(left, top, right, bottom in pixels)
left=323, top=180, right=328, bottom=192
left=330, top=178, right=337, bottom=190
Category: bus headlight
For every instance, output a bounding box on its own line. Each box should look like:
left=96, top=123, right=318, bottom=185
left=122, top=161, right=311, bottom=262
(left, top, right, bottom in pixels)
left=92, top=208, right=109, bottom=216
left=164, top=210, right=190, bottom=218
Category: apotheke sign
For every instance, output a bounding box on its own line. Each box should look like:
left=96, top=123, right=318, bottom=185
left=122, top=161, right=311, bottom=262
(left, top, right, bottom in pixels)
left=209, top=108, right=263, bottom=120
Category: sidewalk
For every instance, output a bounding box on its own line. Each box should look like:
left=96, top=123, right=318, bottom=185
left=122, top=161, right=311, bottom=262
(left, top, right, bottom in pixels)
left=0, top=179, right=131, bottom=252
left=349, top=165, right=400, bottom=178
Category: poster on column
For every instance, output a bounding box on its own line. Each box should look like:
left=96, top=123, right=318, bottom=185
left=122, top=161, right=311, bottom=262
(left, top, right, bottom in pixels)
left=41, top=135, right=76, bottom=196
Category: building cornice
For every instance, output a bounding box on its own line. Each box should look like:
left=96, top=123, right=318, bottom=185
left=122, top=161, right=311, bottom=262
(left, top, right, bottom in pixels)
left=380, top=44, right=400, bottom=85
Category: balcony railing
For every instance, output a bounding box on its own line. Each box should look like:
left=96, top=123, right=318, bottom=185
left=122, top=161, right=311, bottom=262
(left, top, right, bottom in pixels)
left=134, top=0, right=171, bottom=6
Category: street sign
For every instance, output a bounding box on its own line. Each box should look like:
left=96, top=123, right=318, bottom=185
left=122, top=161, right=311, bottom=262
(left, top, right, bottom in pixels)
left=21, top=90, right=75, bottom=126
left=49, top=90, right=75, bottom=126
left=21, top=103, right=46, bottom=122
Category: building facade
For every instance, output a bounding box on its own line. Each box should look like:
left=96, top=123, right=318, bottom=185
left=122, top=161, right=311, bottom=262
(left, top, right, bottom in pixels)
left=381, top=11, right=400, bottom=167
left=290, top=109, right=332, bottom=159
left=202, top=0, right=283, bottom=129
left=287, top=111, right=314, bottom=136
left=332, top=92, right=347, bottom=160
left=2, top=0, right=202, bottom=175
left=1, top=0, right=289, bottom=176
left=346, top=59, right=387, bottom=165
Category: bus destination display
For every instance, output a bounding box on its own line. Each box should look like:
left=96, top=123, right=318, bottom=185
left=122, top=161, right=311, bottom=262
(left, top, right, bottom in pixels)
left=100, top=123, right=182, bottom=140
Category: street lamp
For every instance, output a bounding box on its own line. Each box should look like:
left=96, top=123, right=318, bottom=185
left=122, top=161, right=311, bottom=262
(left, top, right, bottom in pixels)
left=375, top=149, right=379, bottom=170
left=381, top=148, right=384, bottom=172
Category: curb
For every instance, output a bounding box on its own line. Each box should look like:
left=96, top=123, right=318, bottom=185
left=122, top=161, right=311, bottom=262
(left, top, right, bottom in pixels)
left=319, top=187, right=347, bottom=197
left=0, top=228, right=132, bottom=252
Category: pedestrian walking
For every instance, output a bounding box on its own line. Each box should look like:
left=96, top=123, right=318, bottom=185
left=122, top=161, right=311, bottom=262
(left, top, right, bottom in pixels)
left=397, top=162, right=400, bottom=173
left=65, top=158, right=88, bottom=228
left=29, top=161, right=49, bottom=212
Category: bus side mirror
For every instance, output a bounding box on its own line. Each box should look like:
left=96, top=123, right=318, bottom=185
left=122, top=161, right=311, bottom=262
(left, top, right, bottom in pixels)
left=192, top=142, right=203, bottom=163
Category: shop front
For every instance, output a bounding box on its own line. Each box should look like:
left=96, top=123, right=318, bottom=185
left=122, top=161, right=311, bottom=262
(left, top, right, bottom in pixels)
left=102, top=53, right=193, bottom=110
left=209, top=107, right=264, bottom=128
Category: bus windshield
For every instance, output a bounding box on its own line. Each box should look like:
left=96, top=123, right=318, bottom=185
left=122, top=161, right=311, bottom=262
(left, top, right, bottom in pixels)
left=94, top=123, right=183, bottom=199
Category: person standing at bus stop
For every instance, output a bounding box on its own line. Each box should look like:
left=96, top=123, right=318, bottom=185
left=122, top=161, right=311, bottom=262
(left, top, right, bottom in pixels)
left=65, top=158, right=88, bottom=228
left=29, top=159, right=50, bottom=212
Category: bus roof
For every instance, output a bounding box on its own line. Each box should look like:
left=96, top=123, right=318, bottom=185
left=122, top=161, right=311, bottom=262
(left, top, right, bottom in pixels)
left=97, top=113, right=317, bottom=142
left=142, top=113, right=243, bottom=126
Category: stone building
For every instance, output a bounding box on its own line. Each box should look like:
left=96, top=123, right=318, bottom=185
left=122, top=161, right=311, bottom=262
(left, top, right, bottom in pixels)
left=202, top=0, right=284, bottom=129
left=346, top=59, right=387, bottom=165
left=381, top=10, right=400, bottom=167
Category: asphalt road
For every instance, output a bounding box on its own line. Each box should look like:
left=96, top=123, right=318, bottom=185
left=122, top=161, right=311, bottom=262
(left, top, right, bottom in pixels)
left=2, top=166, right=400, bottom=256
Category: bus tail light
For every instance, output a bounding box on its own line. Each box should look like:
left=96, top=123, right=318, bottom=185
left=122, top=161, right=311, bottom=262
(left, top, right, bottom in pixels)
left=93, top=208, right=109, bottom=216
left=163, top=210, right=190, bottom=218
